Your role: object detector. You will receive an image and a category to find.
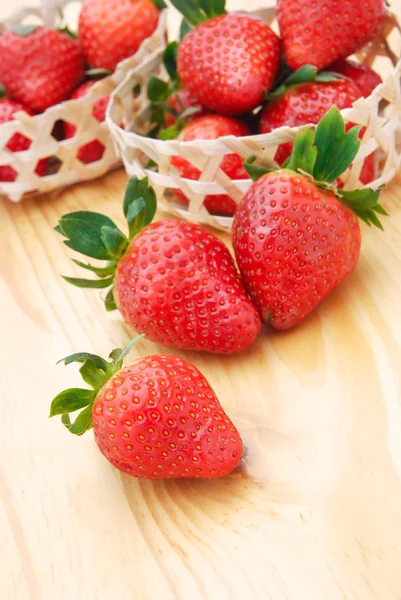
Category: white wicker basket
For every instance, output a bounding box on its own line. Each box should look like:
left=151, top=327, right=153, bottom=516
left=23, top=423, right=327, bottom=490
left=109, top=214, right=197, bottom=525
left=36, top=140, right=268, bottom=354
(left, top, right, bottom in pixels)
left=107, top=6, right=401, bottom=231
left=0, top=0, right=167, bottom=202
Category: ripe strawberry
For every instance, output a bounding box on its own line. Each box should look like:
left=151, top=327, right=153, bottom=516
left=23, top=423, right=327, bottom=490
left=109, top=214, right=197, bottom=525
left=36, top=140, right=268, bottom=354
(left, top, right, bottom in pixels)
left=56, top=177, right=261, bottom=353
left=65, top=81, right=108, bottom=164
left=259, top=67, right=374, bottom=185
left=0, top=26, right=84, bottom=113
left=171, top=0, right=281, bottom=116
left=0, top=98, right=48, bottom=181
left=50, top=344, right=243, bottom=479
left=277, top=0, right=386, bottom=71
left=233, top=107, right=386, bottom=330
left=329, top=59, right=382, bottom=98
left=171, top=115, right=250, bottom=217
left=79, top=0, right=160, bottom=72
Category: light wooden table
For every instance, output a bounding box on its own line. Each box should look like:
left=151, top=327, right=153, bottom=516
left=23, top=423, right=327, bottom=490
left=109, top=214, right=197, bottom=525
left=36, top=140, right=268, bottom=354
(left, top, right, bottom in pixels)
left=2, top=1, right=401, bottom=599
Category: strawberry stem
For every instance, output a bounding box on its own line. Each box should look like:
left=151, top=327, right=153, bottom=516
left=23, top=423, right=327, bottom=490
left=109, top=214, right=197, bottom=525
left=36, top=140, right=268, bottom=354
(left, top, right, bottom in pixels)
left=50, top=336, right=144, bottom=435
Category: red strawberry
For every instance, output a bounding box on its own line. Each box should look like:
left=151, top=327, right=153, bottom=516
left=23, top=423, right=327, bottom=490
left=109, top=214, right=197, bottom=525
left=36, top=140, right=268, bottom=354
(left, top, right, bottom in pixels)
left=65, top=81, right=109, bottom=164
left=79, top=0, right=160, bottom=72
left=50, top=346, right=243, bottom=479
left=0, top=98, right=48, bottom=182
left=277, top=0, right=386, bottom=71
left=165, top=89, right=208, bottom=127
left=173, top=1, right=281, bottom=116
left=233, top=107, right=386, bottom=330
left=171, top=115, right=250, bottom=216
left=0, top=26, right=84, bottom=113
left=329, top=59, right=382, bottom=98
left=56, top=177, right=261, bottom=353
left=259, top=70, right=374, bottom=185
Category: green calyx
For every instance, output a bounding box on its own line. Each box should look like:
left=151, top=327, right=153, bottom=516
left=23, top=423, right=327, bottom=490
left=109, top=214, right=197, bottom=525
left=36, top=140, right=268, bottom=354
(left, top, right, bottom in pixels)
left=49, top=336, right=143, bottom=435
left=150, top=0, right=167, bottom=8
left=246, top=106, right=387, bottom=229
left=0, top=85, right=5, bottom=99
left=265, top=64, right=344, bottom=101
left=56, top=176, right=157, bottom=309
left=11, top=24, right=39, bottom=36
left=169, top=0, right=226, bottom=29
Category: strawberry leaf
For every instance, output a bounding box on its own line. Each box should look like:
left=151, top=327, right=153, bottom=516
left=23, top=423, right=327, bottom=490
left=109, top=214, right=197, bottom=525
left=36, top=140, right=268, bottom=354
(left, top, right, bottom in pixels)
left=105, top=288, right=118, bottom=312
left=100, top=226, right=128, bottom=258
left=58, top=352, right=111, bottom=371
left=0, top=85, right=5, bottom=99
left=150, top=0, right=167, bottom=8
left=169, top=0, right=226, bottom=26
left=62, top=275, right=114, bottom=289
left=71, top=259, right=116, bottom=278
left=312, top=106, right=361, bottom=182
left=123, top=176, right=157, bottom=238
left=244, top=156, right=274, bottom=181
left=180, top=18, right=192, bottom=39
left=64, top=406, right=94, bottom=436
left=284, top=128, right=317, bottom=176
left=79, top=359, right=109, bottom=389
left=147, top=77, right=170, bottom=103
left=56, top=212, right=121, bottom=260
left=163, top=42, right=179, bottom=84
left=338, top=187, right=387, bottom=229
left=266, top=65, right=343, bottom=100
left=50, top=388, right=95, bottom=417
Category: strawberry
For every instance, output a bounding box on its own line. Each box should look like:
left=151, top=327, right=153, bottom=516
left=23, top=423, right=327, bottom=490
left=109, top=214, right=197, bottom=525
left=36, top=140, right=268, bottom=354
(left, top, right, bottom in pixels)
left=0, top=26, right=84, bottom=113
left=50, top=343, right=243, bottom=479
left=65, top=80, right=109, bottom=164
left=277, top=0, right=386, bottom=72
left=329, top=59, right=382, bottom=98
left=259, top=66, right=375, bottom=185
left=233, top=107, right=386, bottom=330
left=147, top=42, right=208, bottom=132
left=170, top=115, right=250, bottom=217
left=56, top=177, right=261, bottom=353
left=0, top=98, right=48, bottom=181
left=79, top=0, right=161, bottom=72
left=171, top=0, right=281, bottom=116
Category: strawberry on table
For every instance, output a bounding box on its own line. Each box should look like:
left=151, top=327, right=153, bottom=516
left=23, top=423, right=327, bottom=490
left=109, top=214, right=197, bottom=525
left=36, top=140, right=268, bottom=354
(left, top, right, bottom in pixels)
left=233, top=107, right=386, bottom=330
left=0, top=98, right=48, bottom=182
left=277, top=0, right=386, bottom=71
left=79, top=0, right=161, bottom=72
left=0, top=26, right=84, bottom=113
left=170, top=115, right=250, bottom=217
left=65, top=80, right=109, bottom=164
left=50, top=342, right=243, bottom=479
left=329, top=59, right=382, bottom=98
left=56, top=177, right=261, bottom=354
left=171, top=0, right=281, bottom=116
left=259, top=66, right=375, bottom=185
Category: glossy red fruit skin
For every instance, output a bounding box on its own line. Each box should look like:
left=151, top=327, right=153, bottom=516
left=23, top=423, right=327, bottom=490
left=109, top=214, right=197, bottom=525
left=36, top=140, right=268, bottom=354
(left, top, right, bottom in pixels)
left=171, top=115, right=250, bottom=217
left=92, top=355, right=243, bottom=479
left=232, top=171, right=361, bottom=330
left=79, top=0, right=160, bottom=72
left=65, top=81, right=109, bottom=164
left=0, top=28, right=84, bottom=113
left=177, top=13, right=281, bottom=116
left=0, top=99, right=48, bottom=182
left=114, top=220, right=262, bottom=353
left=329, top=59, right=382, bottom=98
left=259, top=79, right=375, bottom=185
left=277, top=0, right=386, bottom=71
left=165, top=88, right=209, bottom=127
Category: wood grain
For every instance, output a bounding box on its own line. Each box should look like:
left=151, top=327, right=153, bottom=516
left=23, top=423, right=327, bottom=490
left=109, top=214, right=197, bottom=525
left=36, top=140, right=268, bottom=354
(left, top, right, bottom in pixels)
left=2, top=1, right=401, bottom=599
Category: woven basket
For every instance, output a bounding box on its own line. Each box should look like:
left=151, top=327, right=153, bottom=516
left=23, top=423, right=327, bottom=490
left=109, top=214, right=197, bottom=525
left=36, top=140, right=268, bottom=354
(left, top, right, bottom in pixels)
left=0, top=0, right=167, bottom=202
left=107, top=6, right=401, bottom=232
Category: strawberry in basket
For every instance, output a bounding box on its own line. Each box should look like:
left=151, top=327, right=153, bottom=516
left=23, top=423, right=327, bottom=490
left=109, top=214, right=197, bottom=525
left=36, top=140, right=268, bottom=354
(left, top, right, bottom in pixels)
left=56, top=177, right=261, bottom=354
left=259, top=66, right=375, bottom=185
left=0, top=98, right=48, bottom=182
left=50, top=341, right=243, bottom=479
left=328, top=59, right=382, bottom=98
left=0, top=26, right=84, bottom=113
left=277, top=0, right=386, bottom=71
left=233, top=107, right=387, bottom=331
left=170, top=0, right=281, bottom=116
left=79, top=0, right=162, bottom=72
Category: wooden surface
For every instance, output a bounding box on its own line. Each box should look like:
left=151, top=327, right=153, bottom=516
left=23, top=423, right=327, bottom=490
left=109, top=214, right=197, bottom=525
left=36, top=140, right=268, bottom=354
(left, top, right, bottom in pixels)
left=2, top=1, right=401, bottom=599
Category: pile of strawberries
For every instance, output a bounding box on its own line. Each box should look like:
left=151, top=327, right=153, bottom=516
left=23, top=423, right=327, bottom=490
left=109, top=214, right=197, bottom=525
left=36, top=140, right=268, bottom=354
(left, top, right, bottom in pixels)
left=146, top=0, right=386, bottom=217
left=49, top=0, right=390, bottom=483
left=0, top=0, right=162, bottom=181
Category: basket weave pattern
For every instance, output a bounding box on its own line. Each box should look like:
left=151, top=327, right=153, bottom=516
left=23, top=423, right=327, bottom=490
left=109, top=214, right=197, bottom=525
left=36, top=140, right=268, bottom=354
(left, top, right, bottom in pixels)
left=0, top=0, right=167, bottom=202
left=107, top=7, right=401, bottom=231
